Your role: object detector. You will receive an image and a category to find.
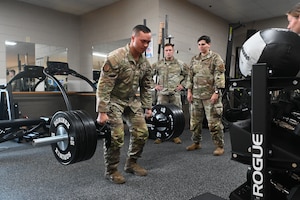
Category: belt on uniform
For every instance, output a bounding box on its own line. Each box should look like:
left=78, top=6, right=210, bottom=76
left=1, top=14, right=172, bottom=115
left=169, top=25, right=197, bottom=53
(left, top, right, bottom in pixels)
left=161, top=93, right=175, bottom=96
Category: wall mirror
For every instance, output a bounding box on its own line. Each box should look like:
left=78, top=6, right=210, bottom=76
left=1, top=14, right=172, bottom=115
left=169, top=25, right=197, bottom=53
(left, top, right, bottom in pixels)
left=92, top=38, right=129, bottom=84
left=92, top=38, right=130, bottom=70
left=5, top=41, right=67, bottom=91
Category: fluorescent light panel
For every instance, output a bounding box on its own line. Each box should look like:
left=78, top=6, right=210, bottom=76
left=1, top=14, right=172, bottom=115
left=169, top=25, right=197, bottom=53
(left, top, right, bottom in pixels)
left=5, top=41, right=17, bottom=46
left=93, top=52, right=107, bottom=58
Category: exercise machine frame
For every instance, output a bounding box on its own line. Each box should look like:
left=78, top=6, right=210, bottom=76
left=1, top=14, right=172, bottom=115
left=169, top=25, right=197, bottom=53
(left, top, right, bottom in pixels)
left=229, top=63, right=300, bottom=200
left=0, top=62, right=96, bottom=144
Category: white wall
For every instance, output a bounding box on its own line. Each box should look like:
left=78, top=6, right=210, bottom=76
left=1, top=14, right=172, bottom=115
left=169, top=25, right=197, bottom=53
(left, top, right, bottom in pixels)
left=0, top=0, right=230, bottom=87
left=80, top=0, right=160, bottom=68
left=0, top=0, right=288, bottom=88
left=80, top=0, right=228, bottom=66
left=158, top=0, right=228, bottom=64
left=0, top=0, right=80, bottom=85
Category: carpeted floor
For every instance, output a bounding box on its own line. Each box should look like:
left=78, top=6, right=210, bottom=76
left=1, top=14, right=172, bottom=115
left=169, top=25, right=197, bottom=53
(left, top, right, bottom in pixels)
left=0, top=128, right=248, bottom=200
left=190, top=192, right=226, bottom=200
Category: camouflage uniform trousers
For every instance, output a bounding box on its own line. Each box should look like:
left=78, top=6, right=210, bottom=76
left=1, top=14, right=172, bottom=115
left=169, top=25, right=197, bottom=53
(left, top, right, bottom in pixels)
left=189, top=97, right=224, bottom=148
left=157, top=92, right=182, bottom=108
left=103, top=104, right=149, bottom=175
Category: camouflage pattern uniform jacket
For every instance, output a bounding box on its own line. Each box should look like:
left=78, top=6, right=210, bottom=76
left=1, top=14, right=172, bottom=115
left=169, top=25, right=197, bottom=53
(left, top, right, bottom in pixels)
left=187, top=50, right=225, bottom=98
left=96, top=44, right=153, bottom=113
left=152, top=58, right=188, bottom=96
left=186, top=50, right=226, bottom=148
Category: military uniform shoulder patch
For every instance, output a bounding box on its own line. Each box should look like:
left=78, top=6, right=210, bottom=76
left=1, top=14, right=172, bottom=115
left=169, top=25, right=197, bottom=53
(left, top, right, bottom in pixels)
left=103, top=63, right=111, bottom=72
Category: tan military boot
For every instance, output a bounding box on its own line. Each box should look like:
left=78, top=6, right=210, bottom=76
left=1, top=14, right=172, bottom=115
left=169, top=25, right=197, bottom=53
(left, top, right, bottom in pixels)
left=213, top=147, right=225, bottom=156
left=124, top=158, right=147, bottom=176
left=154, top=138, right=162, bottom=144
left=173, top=137, right=182, bottom=144
left=105, top=171, right=126, bottom=184
left=186, top=142, right=201, bottom=151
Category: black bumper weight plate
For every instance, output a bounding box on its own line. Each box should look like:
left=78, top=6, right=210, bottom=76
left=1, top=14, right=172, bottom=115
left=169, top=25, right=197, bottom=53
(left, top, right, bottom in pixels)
left=165, top=104, right=185, bottom=138
left=147, top=104, right=185, bottom=140
left=67, top=111, right=87, bottom=163
left=73, top=110, right=97, bottom=161
left=50, top=111, right=83, bottom=165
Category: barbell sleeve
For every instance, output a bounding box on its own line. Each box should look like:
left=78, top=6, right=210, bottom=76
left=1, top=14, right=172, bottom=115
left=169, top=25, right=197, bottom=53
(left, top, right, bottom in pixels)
left=32, top=135, right=69, bottom=147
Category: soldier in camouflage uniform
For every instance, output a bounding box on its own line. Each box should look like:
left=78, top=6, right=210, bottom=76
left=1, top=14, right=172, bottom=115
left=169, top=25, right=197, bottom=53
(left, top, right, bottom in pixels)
left=96, top=25, right=153, bottom=184
left=152, top=43, right=189, bottom=144
left=186, top=35, right=226, bottom=156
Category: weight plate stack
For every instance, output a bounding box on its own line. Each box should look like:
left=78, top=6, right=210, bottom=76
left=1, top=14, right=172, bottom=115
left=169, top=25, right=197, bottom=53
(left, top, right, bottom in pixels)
left=70, top=110, right=89, bottom=163
left=50, top=111, right=82, bottom=165
left=67, top=111, right=87, bottom=163
left=147, top=104, right=185, bottom=141
left=73, top=110, right=97, bottom=161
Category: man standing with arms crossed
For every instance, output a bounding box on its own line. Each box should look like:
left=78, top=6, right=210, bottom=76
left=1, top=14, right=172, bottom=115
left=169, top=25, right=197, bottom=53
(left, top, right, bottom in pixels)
left=152, top=43, right=189, bottom=144
left=96, top=25, right=153, bottom=184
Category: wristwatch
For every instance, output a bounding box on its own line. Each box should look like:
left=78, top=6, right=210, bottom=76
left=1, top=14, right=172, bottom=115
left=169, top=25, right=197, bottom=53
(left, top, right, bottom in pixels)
left=214, top=90, right=219, bottom=94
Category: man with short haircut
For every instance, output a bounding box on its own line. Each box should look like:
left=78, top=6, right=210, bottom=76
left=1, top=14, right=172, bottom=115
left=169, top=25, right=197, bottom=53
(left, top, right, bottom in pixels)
left=186, top=35, right=226, bottom=156
left=152, top=43, right=188, bottom=144
left=96, top=25, right=153, bottom=184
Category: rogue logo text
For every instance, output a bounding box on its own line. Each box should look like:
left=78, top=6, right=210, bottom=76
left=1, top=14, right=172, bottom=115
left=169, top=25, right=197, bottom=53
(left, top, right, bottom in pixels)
left=252, top=132, right=264, bottom=198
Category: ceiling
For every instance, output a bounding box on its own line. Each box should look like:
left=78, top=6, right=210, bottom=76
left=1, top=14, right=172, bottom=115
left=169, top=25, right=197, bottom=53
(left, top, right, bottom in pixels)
left=188, top=0, right=299, bottom=23
left=17, top=0, right=300, bottom=23
left=17, top=0, right=120, bottom=16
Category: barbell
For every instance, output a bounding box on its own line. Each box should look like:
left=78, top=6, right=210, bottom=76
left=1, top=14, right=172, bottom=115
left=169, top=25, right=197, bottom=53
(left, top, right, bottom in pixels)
left=32, top=104, right=185, bottom=165
left=32, top=110, right=101, bottom=165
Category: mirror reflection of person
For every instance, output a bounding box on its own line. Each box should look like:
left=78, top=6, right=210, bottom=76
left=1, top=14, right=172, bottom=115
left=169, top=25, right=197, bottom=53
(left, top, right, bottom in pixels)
left=7, top=69, right=16, bottom=81
left=7, top=69, right=17, bottom=91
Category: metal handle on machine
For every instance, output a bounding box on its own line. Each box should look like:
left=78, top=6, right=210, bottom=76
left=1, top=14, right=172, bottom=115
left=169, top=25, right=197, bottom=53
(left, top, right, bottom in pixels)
left=43, top=68, right=72, bottom=111
left=32, top=134, right=68, bottom=147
